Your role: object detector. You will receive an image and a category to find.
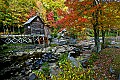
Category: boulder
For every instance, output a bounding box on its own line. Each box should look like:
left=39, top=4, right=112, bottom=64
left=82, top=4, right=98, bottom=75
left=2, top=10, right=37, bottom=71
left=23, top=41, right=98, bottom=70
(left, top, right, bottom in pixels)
left=55, top=46, right=66, bottom=53
left=80, top=59, right=88, bottom=68
left=58, top=39, right=67, bottom=46
left=68, top=53, right=79, bottom=67
left=29, top=73, right=37, bottom=80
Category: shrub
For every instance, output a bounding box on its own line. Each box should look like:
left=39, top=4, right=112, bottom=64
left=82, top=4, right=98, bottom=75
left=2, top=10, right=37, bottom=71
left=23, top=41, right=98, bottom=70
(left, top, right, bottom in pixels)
left=34, top=53, right=96, bottom=80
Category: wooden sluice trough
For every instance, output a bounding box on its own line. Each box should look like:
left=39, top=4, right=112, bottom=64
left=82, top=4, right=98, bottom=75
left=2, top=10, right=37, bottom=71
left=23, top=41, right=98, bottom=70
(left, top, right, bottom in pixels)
left=0, top=34, right=46, bottom=44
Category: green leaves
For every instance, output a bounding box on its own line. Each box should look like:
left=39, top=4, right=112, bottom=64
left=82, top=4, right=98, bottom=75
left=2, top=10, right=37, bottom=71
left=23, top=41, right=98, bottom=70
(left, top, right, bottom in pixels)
left=0, top=0, right=37, bottom=27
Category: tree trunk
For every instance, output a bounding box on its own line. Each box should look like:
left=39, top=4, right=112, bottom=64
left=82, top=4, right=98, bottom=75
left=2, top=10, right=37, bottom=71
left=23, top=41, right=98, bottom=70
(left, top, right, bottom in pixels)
left=92, top=9, right=100, bottom=53
left=93, top=24, right=100, bottom=53
left=92, top=0, right=102, bottom=53
left=102, top=28, right=105, bottom=49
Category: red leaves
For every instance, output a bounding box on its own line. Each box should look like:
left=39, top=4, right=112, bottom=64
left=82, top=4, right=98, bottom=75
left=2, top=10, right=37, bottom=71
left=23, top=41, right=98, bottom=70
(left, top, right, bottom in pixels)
left=47, top=11, right=54, bottom=21
left=55, top=0, right=93, bottom=28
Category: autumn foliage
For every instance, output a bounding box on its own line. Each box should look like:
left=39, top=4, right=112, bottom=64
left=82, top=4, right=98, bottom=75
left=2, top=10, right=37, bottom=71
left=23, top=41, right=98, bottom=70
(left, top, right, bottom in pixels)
left=46, top=11, right=54, bottom=21
left=26, top=9, right=36, bottom=19
left=55, top=0, right=94, bottom=30
left=55, top=0, right=120, bottom=29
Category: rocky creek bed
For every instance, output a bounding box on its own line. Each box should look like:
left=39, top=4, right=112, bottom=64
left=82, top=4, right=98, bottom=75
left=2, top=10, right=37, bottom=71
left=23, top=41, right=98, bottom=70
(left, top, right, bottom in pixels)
left=0, top=40, right=120, bottom=80
left=0, top=42, right=93, bottom=80
left=0, top=51, right=60, bottom=80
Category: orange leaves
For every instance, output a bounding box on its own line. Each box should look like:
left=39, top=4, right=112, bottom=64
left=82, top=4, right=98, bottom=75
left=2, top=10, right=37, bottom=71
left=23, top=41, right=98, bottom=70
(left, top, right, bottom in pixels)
left=89, top=9, right=95, bottom=13
left=81, top=1, right=92, bottom=6
left=57, top=8, right=67, bottom=16
left=86, top=1, right=92, bottom=5
left=78, top=17, right=82, bottom=21
left=83, top=11, right=87, bottom=14
left=82, top=18, right=88, bottom=22
left=27, top=9, right=36, bottom=19
left=78, top=17, right=88, bottom=23
left=57, top=8, right=63, bottom=16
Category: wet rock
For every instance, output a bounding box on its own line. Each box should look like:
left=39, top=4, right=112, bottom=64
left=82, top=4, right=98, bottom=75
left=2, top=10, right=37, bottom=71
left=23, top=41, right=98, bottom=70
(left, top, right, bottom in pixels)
left=55, top=46, right=66, bottom=53
left=110, top=40, right=116, bottom=45
left=32, top=59, right=43, bottom=69
left=69, top=51, right=77, bottom=58
left=45, top=53, right=52, bottom=58
left=68, top=53, right=79, bottom=67
left=83, top=45, right=89, bottom=50
left=29, top=65, right=33, bottom=69
left=29, top=51, right=34, bottom=54
left=27, top=45, right=36, bottom=49
left=49, top=63, right=61, bottom=76
left=68, top=38, right=76, bottom=44
left=33, top=52, right=43, bottom=58
left=41, top=47, right=52, bottom=53
left=29, top=72, right=37, bottom=80
left=15, top=72, right=19, bottom=76
left=67, top=46, right=75, bottom=51
left=9, top=55, right=19, bottom=61
left=42, top=57, right=49, bottom=62
left=21, top=68, right=26, bottom=75
left=83, top=53, right=91, bottom=59
left=25, top=61, right=31, bottom=66
left=35, top=59, right=43, bottom=65
left=0, top=64, right=21, bottom=79
left=59, top=39, right=67, bottom=46
left=80, top=59, right=88, bottom=68
left=52, top=55, right=59, bottom=60
left=72, top=48, right=81, bottom=56
left=107, top=45, right=112, bottom=48
left=0, top=60, right=11, bottom=70
left=16, top=52, right=28, bottom=56
left=48, top=59, right=56, bottom=63
left=25, top=59, right=33, bottom=66
left=114, top=46, right=120, bottom=48
left=25, top=70, right=32, bottom=75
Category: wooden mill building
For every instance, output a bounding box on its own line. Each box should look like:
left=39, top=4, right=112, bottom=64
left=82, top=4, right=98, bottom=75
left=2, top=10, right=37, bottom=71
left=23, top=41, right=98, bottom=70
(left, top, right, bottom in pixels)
left=23, top=15, right=51, bottom=44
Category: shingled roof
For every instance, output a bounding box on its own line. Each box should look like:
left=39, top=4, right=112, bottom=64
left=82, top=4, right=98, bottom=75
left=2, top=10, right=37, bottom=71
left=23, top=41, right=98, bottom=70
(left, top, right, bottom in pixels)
left=23, top=15, right=44, bottom=25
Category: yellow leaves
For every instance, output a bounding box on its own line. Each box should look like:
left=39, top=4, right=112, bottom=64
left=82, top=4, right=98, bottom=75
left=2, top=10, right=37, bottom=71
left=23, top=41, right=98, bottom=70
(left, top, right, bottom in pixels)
left=60, top=65, right=62, bottom=69
left=63, top=6, right=68, bottom=11
left=116, top=16, right=120, bottom=18
left=87, top=69, right=91, bottom=74
left=35, top=0, right=42, bottom=8
left=35, top=0, right=47, bottom=21
left=80, top=73, right=84, bottom=78
left=82, top=28, right=86, bottom=31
